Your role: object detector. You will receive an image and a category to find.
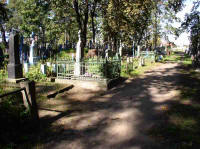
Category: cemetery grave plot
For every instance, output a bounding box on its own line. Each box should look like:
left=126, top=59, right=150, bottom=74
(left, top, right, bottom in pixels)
left=56, top=59, right=121, bottom=81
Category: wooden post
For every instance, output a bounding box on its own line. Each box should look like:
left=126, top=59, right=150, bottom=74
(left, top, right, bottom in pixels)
left=20, top=80, right=39, bottom=124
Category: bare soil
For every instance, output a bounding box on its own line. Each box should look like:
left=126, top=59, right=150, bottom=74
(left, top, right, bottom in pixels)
left=36, top=62, right=182, bottom=149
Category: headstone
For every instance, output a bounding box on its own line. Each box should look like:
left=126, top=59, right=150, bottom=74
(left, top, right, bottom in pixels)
left=29, top=32, right=38, bottom=65
left=74, top=30, right=82, bottom=76
left=7, top=32, right=23, bottom=79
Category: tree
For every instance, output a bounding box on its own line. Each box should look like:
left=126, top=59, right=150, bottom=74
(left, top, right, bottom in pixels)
left=182, top=0, right=200, bottom=65
left=0, top=1, right=9, bottom=49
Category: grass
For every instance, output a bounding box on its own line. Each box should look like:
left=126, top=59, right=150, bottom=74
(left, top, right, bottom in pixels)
left=149, top=52, right=200, bottom=149
left=121, top=59, right=161, bottom=78
left=162, top=51, right=192, bottom=66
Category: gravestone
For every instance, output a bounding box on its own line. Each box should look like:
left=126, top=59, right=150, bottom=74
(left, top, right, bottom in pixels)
left=29, top=33, right=38, bottom=65
left=7, top=33, right=23, bottom=79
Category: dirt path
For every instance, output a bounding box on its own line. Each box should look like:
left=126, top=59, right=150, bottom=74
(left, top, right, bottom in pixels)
left=38, top=62, right=181, bottom=149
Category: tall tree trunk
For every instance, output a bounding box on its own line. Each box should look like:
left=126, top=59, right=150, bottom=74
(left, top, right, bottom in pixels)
left=91, top=14, right=96, bottom=47
left=0, top=24, right=8, bottom=49
left=73, top=0, right=89, bottom=59
left=91, top=1, right=97, bottom=48
left=153, top=7, right=158, bottom=49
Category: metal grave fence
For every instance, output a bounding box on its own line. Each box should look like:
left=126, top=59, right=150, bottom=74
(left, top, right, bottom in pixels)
left=140, top=51, right=156, bottom=63
left=57, top=59, right=121, bottom=81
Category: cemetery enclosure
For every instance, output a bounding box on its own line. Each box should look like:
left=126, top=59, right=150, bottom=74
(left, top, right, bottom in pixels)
left=56, top=51, right=155, bottom=81
left=57, top=59, right=121, bottom=81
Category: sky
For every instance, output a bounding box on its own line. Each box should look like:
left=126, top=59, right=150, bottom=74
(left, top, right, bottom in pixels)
left=168, top=0, right=194, bottom=46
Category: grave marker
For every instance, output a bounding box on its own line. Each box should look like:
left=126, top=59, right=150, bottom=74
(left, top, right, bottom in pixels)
left=7, top=32, right=23, bottom=79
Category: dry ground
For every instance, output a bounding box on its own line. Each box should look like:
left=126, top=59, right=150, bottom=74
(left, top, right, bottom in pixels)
left=37, top=62, right=181, bottom=149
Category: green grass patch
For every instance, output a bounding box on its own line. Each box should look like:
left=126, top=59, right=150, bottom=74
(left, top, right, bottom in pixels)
left=121, top=60, right=160, bottom=78
left=162, top=52, right=192, bottom=66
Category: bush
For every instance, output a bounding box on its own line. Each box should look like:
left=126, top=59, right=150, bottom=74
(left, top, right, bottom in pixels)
left=56, top=51, right=72, bottom=60
left=25, top=63, right=47, bottom=82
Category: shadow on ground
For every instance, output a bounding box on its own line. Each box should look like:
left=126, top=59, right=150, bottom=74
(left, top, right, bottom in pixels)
left=35, top=63, right=183, bottom=149
left=1, top=52, right=200, bottom=149
left=149, top=64, right=200, bottom=149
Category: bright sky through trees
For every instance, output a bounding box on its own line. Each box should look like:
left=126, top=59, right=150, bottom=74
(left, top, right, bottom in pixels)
left=169, top=0, right=195, bottom=46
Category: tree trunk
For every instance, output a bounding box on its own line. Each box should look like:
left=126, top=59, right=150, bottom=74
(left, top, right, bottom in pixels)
left=91, top=1, right=97, bottom=48
left=73, top=0, right=89, bottom=59
left=0, top=24, right=8, bottom=49
left=153, top=10, right=158, bottom=49
left=91, top=14, right=96, bottom=47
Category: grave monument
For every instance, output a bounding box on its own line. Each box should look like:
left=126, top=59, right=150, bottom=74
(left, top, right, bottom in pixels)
left=7, top=32, right=23, bottom=82
left=29, top=32, right=38, bottom=65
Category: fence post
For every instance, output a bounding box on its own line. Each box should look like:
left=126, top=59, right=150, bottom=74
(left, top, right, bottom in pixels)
left=20, top=80, right=39, bottom=124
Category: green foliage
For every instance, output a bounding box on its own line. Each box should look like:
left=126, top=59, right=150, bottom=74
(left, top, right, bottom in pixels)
left=121, top=57, right=157, bottom=78
left=181, top=1, right=200, bottom=66
left=0, top=57, right=8, bottom=82
left=0, top=69, right=8, bottom=82
left=46, top=64, right=56, bottom=77
left=56, top=50, right=73, bottom=60
left=25, top=63, right=47, bottom=82
left=162, top=52, right=192, bottom=65
left=0, top=43, right=6, bottom=51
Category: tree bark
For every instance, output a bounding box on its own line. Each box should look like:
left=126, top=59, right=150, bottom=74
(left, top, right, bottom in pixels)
left=0, top=24, right=8, bottom=49
left=91, top=1, right=97, bottom=47
left=73, top=0, right=89, bottom=59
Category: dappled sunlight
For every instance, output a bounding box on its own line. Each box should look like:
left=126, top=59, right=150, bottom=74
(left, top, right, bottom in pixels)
left=5, top=52, right=196, bottom=149
left=104, top=120, right=136, bottom=144
left=73, top=111, right=107, bottom=130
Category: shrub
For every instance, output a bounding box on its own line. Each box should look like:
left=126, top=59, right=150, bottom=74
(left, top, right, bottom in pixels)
left=25, top=63, right=47, bottom=82
left=57, top=51, right=72, bottom=60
